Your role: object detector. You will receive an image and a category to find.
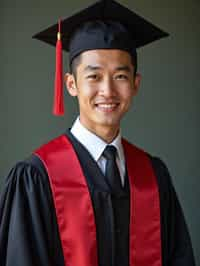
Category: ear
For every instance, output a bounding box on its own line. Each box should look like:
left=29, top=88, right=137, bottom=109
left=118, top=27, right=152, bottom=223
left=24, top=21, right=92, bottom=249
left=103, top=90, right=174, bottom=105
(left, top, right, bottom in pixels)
left=133, top=73, right=141, bottom=96
left=64, top=73, right=78, bottom=97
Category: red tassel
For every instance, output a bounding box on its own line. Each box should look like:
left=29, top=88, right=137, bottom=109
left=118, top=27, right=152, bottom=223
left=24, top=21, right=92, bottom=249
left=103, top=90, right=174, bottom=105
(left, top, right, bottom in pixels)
left=53, top=20, right=64, bottom=116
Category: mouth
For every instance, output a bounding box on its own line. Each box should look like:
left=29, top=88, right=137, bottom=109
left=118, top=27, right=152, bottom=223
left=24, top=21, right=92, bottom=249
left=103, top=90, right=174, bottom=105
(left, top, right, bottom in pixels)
left=94, top=103, right=120, bottom=112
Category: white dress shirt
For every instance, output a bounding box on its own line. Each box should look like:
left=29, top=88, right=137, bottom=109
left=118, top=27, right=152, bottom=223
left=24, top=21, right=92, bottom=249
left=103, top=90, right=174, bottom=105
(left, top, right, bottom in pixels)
left=70, top=117, right=126, bottom=186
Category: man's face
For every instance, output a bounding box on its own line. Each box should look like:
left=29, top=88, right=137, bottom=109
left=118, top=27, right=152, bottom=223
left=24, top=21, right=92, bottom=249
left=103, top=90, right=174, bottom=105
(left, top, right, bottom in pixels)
left=66, top=49, right=140, bottom=140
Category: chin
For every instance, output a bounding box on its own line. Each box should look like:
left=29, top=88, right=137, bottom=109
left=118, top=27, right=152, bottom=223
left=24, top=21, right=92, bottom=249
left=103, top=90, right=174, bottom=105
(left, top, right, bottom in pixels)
left=95, top=117, right=120, bottom=128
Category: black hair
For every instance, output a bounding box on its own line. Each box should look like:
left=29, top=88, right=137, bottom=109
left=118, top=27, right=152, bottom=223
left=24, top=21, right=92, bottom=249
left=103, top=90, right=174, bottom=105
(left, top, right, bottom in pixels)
left=69, top=53, right=83, bottom=79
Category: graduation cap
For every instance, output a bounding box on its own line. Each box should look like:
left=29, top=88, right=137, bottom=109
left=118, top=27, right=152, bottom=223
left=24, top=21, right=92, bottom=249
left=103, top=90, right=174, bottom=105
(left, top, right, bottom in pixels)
left=33, top=0, right=169, bottom=116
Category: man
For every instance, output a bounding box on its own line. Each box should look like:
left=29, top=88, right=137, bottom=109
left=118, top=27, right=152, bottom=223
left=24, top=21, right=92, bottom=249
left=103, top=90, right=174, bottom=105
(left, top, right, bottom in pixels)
left=0, top=1, right=196, bottom=266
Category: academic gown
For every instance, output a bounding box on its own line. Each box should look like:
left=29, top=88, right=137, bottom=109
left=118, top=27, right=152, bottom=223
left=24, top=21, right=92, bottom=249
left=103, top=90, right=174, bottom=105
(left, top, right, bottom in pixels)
left=0, top=130, right=195, bottom=266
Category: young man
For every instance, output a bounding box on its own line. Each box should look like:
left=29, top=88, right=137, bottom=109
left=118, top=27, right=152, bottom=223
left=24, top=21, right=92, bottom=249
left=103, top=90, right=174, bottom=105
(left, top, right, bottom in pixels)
left=0, top=1, right=195, bottom=266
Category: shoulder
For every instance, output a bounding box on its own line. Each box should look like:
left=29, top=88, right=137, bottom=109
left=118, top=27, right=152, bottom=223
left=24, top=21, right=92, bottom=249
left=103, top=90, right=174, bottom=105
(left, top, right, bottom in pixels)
left=2, top=154, right=49, bottom=192
left=34, top=134, right=70, bottom=155
left=0, top=154, right=54, bottom=221
left=149, top=156, right=171, bottom=176
left=122, top=138, right=173, bottom=188
left=123, top=138, right=170, bottom=173
left=122, top=138, right=167, bottom=168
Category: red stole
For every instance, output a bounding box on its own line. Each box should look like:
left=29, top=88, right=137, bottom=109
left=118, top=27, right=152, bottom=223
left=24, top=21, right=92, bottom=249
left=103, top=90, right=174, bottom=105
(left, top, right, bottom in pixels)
left=34, top=135, right=162, bottom=266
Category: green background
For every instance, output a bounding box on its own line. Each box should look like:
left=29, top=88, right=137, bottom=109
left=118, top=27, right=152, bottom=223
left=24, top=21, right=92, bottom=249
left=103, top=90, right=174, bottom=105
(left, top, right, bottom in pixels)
left=0, top=0, right=199, bottom=264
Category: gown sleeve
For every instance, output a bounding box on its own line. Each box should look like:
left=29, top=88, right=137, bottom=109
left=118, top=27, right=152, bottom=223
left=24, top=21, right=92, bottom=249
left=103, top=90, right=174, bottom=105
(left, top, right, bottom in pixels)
left=151, top=157, right=196, bottom=266
left=0, top=156, right=65, bottom=266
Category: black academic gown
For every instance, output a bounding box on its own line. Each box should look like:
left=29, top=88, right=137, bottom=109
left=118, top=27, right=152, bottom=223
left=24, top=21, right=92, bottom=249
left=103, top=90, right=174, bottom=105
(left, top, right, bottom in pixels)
left=0, top=131, right=196, bottom=266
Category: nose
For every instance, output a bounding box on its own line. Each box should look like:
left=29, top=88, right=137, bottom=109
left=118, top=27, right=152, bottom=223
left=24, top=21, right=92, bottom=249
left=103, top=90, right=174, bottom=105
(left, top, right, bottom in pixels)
left=99, top=77, right=116, bottom=97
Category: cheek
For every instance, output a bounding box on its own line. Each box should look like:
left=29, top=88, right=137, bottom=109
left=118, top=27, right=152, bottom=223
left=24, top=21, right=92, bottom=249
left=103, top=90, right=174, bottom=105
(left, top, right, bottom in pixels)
left=77, top=85, right=98, bottom=105
left=84, top=85, right=99, bottom=100
left=119, top=85, right=134, bottom=100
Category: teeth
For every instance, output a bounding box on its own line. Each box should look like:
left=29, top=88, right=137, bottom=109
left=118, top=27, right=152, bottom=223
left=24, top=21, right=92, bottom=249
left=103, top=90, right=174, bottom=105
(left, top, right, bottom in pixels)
left=97, top=104, right=117, bottom=108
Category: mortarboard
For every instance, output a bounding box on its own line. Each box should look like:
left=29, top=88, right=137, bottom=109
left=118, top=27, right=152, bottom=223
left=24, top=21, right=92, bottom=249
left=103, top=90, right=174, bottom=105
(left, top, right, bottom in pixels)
left=33, top=0, right=169, bottom=116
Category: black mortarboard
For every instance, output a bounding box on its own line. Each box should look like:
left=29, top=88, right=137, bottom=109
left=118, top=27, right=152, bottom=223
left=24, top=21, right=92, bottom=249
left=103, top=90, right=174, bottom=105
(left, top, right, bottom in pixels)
left=33, top=0, right=169, bottom=116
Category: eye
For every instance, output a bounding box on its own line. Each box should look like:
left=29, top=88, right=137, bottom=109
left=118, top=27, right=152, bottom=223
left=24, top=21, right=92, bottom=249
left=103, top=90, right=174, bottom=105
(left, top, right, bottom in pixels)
left=115, top=74, right=129, bottom=80
left=86, top=74, right=99, bottom=80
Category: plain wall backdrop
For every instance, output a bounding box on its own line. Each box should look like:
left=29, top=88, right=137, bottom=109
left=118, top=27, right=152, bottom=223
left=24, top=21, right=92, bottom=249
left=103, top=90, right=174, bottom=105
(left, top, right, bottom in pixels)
left=0, top=0, right=199, bottom=264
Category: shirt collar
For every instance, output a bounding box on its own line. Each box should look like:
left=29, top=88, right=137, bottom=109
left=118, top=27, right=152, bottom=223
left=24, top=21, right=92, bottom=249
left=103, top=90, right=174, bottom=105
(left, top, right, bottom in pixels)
left=70, top=117, right=125, bottom=164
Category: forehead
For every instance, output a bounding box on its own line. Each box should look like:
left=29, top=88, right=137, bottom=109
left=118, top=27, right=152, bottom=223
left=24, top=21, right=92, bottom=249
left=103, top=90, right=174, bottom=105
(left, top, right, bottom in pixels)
left=78, top=49, right=133, bottom=69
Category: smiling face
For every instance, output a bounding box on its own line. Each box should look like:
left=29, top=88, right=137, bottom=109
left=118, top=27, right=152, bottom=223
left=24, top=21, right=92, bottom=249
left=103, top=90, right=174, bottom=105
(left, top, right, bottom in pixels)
left=65, top=49, right=141, bottom=142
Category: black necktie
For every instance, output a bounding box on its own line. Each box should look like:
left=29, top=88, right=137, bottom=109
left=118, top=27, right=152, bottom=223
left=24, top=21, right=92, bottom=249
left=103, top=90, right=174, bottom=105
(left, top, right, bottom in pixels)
left=103, top=145, right=122, bottom=193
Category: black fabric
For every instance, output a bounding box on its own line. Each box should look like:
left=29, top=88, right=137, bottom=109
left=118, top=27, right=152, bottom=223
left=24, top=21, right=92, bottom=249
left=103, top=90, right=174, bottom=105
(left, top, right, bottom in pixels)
left=66, top=131, right=130, bottom=266
left=0, top=156, right=65, bottom=266
left=151, top=158, right=196, bottom=266
left=0, top=131, right=196, bottom=266
left=68, top=20, right=137, bottom=65
left=32, top=0, right=169, bottom=62
left=102, top=144, right=130, bottom=266
left=103, top=145, right=122, bottom=193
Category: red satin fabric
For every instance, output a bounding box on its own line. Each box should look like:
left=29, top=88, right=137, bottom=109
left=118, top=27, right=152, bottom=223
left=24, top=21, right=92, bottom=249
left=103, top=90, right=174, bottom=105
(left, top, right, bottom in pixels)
left=35, top=136, right=98, bottom=266
left=123, top=139, right=162, bottom=266
left=34, top=135, right=162, bottom=266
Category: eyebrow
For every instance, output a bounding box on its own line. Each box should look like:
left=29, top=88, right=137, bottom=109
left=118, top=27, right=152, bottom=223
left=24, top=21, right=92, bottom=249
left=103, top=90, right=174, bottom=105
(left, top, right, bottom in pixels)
left=115, top=66, right=132, bottom=72
left=83, top=65, right=132, bottom=72
left=83, top=65, right=102, bottom=72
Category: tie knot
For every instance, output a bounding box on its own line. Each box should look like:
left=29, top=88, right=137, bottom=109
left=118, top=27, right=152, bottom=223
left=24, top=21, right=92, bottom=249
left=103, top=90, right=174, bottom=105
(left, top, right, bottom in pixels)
left=103, top=145, right=117, bottom=161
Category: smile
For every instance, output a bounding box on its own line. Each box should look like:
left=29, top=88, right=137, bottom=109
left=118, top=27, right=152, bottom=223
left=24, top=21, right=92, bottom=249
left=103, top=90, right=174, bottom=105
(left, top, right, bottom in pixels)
left=95, top=103, right=119, bottom=112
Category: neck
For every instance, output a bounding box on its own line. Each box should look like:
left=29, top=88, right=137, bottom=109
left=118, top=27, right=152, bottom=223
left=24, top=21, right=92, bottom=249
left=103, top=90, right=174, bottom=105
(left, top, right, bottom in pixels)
left=94, top=127, right=119, bottom=143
